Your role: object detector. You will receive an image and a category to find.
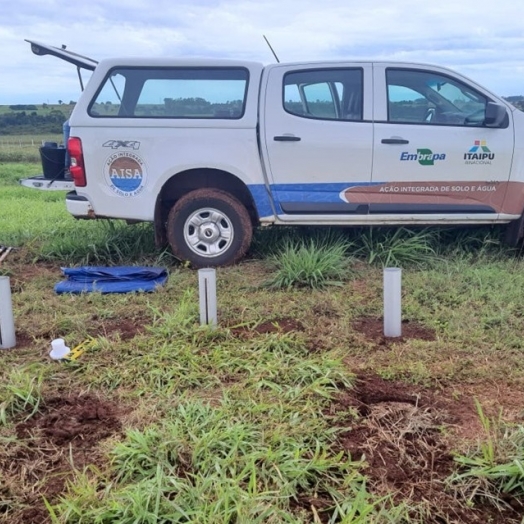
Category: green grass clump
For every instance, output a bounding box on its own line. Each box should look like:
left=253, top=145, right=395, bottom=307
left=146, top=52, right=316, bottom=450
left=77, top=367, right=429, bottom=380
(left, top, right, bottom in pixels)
left=265, top=235, right=351, bottom=289
left=0, top=366, right=44, bottom=425
left=434, top=226, right=509, bottom=258
left=449, top=401, right=524, bottom=510
left=55, top=399, right=404, bottom=523
left=352, top=227, right=437, bottom=268
left=84, top=290, right=352, bottom=399
left=254, top=225, right=507, bottom=273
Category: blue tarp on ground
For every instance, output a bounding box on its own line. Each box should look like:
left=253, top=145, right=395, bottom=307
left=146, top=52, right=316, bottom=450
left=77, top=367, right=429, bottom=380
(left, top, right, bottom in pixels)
left=55, top=266, right=168, bottom=294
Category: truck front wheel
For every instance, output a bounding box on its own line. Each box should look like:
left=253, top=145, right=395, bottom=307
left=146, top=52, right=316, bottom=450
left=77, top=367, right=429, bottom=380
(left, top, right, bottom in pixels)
left=167, top=189, right=253, bottom=267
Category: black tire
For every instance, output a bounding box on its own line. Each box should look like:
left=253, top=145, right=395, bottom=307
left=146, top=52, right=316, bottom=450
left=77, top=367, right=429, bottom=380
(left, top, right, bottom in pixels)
left=167, top=188, right=253, bottom=268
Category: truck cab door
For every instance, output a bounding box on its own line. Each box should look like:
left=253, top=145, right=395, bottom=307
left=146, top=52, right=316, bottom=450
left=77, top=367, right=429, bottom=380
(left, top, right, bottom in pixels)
left=261, top=63, right=374, bottom=218
left=370, top=64, right=516, bottom=217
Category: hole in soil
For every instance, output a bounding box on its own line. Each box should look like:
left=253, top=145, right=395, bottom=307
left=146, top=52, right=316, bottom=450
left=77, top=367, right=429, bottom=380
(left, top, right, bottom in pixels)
left=352, top=316, right=436, bottom=345
left=316, top=374, right=524, bottom=524
left=3, top=394, right=122, bottom=524
left=8, top=331, right=33, bottom=349
left=16, top=394, right=121, bottom=445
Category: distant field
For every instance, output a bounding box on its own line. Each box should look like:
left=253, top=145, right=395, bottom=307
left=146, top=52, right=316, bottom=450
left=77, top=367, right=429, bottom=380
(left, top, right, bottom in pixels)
left=0, top=133, right=63, bottom=162
left=0, top=103, right=73, bottom=137
left=0, top=103, right=74, bottom=116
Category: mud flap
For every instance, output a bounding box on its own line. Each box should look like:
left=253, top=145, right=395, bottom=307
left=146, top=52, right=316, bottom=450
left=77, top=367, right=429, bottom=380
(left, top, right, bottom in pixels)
left=505, top=214, right=524, bottom=247
left=154, top=197, right=167, bottom=247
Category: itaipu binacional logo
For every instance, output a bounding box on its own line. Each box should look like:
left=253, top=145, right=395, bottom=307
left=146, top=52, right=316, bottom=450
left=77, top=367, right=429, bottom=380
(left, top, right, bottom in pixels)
left=464, top=140, right=495, bottom=164
left=104, top=152, right=147, bottom=197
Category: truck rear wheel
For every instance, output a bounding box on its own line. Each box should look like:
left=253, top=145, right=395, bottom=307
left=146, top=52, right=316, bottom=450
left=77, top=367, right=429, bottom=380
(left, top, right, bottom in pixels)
left=167, top=189, right=253, bottom=268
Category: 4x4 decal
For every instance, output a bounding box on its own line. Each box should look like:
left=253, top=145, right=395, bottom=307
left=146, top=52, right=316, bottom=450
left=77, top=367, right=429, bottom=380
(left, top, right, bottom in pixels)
left=102, top=140, right=141, bottom=150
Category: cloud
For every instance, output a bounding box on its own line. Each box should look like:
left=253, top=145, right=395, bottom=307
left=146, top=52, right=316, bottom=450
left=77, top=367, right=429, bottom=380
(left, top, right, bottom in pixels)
left=1, top=0, right=524, bottom=103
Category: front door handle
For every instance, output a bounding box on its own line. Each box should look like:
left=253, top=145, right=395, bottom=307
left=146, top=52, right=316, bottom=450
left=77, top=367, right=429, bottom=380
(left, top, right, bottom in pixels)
left=381, top=138, right=409, bottom=144
left=274, top=135, right=301, bottom=142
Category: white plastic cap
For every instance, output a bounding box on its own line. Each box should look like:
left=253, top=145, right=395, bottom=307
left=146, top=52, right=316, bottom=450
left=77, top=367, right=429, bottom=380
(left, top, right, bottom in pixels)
left=50, top=338, right=71, bottom=360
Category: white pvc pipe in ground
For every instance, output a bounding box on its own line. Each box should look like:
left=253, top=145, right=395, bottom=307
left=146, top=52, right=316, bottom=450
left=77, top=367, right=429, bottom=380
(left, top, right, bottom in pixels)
left=383, top=268, right=402, bottom=338
left=0, top=276, right=16, bottom=348
left=198, top=268, right=217, bottom=327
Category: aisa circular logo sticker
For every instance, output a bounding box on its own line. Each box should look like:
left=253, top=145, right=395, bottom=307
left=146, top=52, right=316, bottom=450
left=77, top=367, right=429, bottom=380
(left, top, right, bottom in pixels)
left=104, top=152, right=147, bottom=197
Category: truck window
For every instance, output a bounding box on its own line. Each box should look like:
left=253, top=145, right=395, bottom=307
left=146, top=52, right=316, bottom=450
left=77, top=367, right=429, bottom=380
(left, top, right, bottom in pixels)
left=89, top=68, right=249, bottom=119
left=387, top=69, right=488, bottom=126
left=89, top=73, right=126, bottom=116
left=283, top=69, right=363, bottom=121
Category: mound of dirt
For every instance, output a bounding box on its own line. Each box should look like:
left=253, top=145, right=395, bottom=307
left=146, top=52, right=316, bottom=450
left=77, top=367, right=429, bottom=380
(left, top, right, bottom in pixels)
left=353, top=316, right=436, bottom=345
left=3, top=394, right=122, bottom=524
left=17, top=394, right=120, bottom=446
left=324, top=374, right=523, bottom=524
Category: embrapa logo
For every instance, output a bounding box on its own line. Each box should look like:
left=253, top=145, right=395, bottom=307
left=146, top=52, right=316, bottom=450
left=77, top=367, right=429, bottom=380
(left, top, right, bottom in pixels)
left=104, top=152, right=147, bottom=197
left=464, top=140, right=495, bottom=164
left=400, top=149, right=446, bottom=166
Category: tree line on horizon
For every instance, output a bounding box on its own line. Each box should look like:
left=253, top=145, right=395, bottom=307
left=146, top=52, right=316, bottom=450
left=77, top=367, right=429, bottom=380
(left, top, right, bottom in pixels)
left=0, top=108, right=67, bottom=135
left=0, top=96, right=523, bottom=134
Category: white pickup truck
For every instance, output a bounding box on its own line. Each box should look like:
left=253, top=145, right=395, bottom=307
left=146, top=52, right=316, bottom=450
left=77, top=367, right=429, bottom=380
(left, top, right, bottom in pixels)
left=24, top=41, right=524, bottom=267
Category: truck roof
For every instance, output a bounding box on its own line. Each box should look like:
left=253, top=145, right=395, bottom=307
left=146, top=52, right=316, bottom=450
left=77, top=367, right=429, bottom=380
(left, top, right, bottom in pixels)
left=95, top=57, right=468, bottom=77
left=97, top=57, right=264, bottom=69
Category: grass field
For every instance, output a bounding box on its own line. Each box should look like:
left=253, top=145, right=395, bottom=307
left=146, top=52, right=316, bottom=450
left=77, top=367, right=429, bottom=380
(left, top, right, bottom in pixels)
left=2, top=162, right=524, bottom=523
left=0, top=104, right=74, bottom=116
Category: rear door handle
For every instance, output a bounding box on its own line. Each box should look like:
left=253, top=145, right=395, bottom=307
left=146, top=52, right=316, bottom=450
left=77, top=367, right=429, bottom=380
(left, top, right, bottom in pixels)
left=381, top=138, right=409, bottom=144
left=274, top=135, right=301, bottom=142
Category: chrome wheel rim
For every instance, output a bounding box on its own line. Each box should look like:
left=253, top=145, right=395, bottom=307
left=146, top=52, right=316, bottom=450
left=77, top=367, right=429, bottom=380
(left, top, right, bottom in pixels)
left=183, top=207, right=234, bottom=258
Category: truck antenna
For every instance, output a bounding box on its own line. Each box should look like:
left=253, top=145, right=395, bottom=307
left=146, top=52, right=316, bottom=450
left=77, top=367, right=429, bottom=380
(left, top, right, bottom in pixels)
left=263, top=35, right=280, bottom=63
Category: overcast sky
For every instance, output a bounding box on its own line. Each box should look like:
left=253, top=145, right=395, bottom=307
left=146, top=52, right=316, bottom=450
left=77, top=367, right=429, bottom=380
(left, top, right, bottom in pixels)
left=2, top=0, right=524, bottom=104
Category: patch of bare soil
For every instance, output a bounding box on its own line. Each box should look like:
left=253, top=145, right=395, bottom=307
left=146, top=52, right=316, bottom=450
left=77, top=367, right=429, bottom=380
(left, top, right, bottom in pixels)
left=2, top=394, right=122, bottom=524
left=353, top=316, right=436, bottom=345
left=88, top=313, right=149, bottom=341
left=7, top=262, right=59, bottom=292
left=304, top=374, right=523, bottom=524
left=11, top=331, right=33, bottom=349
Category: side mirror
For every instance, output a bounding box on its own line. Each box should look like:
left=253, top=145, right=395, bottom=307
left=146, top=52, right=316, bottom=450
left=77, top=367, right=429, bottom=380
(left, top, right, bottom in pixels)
left=485, top=102, right=508, bottom=128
